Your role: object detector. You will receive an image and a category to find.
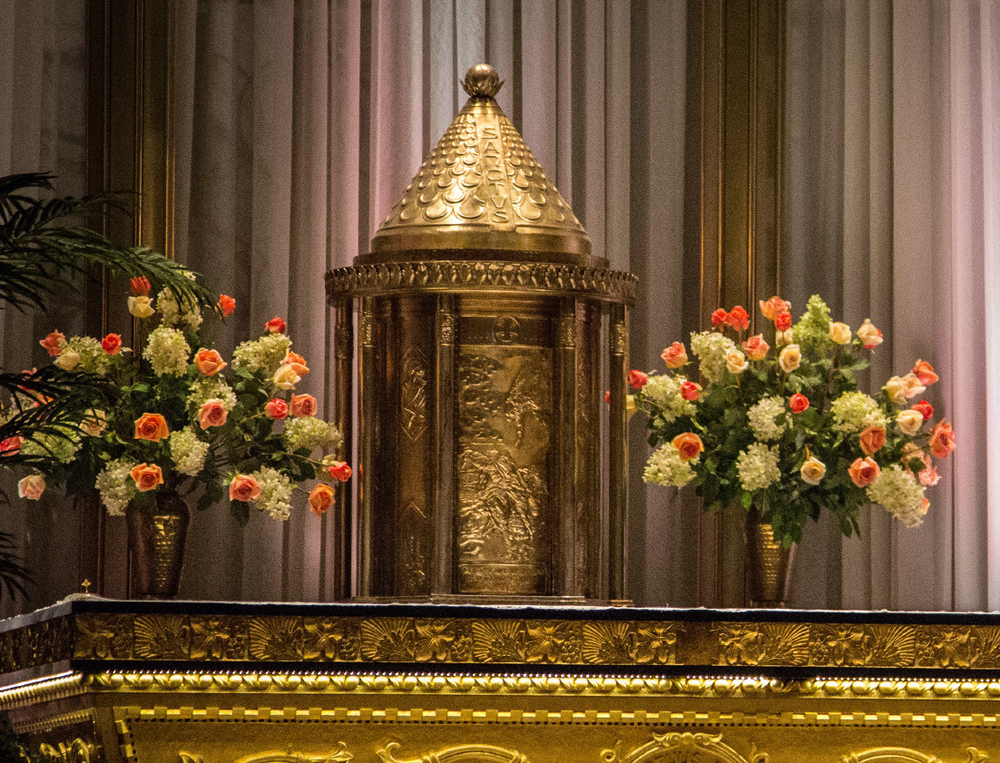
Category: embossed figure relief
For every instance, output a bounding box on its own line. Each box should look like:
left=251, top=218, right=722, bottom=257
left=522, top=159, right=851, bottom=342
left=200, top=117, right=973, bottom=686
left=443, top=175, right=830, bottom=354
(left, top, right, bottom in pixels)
left=379, top=741, right=529, bottom=763
left=602, top=733, right=767, bottom=763
left=457, top=348, right=551, bottom=594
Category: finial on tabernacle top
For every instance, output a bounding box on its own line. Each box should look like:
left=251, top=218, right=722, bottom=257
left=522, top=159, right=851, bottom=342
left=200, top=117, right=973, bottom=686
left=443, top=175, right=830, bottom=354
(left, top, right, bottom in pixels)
left=461, top=63, right=503, bottom=98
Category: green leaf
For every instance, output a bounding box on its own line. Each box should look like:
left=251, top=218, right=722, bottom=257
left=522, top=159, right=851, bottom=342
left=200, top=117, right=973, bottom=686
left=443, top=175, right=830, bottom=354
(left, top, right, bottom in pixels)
left=741, top=491, right=752, bottom=509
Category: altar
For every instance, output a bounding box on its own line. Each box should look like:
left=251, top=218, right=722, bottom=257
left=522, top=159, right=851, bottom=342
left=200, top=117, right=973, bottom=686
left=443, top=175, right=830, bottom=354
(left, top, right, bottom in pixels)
left=2, top=598, right=999, bottom=762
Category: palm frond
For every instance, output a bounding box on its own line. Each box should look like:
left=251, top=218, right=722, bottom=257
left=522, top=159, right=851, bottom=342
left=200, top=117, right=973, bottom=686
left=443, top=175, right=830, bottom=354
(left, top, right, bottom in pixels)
left=0, top=172, right=214, bottom=311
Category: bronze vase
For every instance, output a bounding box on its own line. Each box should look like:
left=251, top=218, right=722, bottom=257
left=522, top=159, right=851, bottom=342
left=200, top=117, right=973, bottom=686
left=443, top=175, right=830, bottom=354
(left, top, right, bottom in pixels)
left=744, top=509, right=796, bottom=607
left=126, top=490, right=190, bottom=598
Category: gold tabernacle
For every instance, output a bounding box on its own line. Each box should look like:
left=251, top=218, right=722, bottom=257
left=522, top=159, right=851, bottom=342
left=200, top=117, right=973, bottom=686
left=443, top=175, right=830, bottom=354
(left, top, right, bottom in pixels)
left=327, top=64, right=636, bottom=602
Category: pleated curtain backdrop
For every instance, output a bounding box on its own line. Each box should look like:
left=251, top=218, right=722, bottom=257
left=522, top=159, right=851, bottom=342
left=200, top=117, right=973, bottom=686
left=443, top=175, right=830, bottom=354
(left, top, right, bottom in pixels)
left=0, top=0, right=997, bottom=613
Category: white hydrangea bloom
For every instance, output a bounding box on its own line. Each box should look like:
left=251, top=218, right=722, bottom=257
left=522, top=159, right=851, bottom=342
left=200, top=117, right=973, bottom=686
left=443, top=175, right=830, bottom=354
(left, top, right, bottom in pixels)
left=95, top=458, right=137, bottom=516
left=169, top=427, right=210, bottom=476
left=144, top=326, right=191, bottom=377
left=736, top=442, right=781, bottom=491
left=21, top=427, right=81, bottom=463
left=156, top=287, right=203, bottom=333
left=231, top=334, right=292, bottom=375
left=747, top=395, right=786, bottom=441
left=284, top=416, right=344, bottom=453
left=689, top=331, right=738, bottom=384
left=64, top=336, right=110, bottom=376
left=251, top=466, right=294, bottom=520
left=641, top=375, right=697, bottom=423
left=643, top=443, right=695, bottom=487
left=830, top=391, right=888, bottom=433
left=866, top=464, right=927, bottom=528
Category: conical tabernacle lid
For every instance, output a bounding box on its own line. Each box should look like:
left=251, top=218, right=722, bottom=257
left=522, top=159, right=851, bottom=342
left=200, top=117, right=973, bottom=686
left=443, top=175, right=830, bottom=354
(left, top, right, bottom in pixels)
left=365, top=64, right=596, bottom=266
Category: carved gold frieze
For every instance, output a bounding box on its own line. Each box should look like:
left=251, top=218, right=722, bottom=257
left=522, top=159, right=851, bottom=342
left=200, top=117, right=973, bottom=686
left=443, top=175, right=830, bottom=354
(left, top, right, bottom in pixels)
left=37, top=738, right=96, bottom=763
left=325, top=261, right=637, bottom=303
left=10, top=610, right=1000, bottom=675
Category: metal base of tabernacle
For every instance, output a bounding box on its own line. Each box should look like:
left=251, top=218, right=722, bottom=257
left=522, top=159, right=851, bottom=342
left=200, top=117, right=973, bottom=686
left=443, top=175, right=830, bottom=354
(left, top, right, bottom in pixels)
left=354, top=594, right=634, bottom=607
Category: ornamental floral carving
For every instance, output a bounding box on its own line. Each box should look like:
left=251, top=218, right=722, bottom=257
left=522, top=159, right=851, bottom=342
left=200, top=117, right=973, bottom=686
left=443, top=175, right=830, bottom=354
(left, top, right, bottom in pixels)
left=134, top=615, right=190, bottom=660
left=602, top=732, right=767, bottom=763
left=582, top=621, right=680, bottom=665
left=810, top=624, right=915, bottom=667
left=471, top=620, right=527, bottom=662
left=189, top=616, right=248, bottom=660
left=361, top=618, right=417, bottom=661
left=302, top=617, right=360, bottom=661
left=74, top=614, right=134, bottom=659
left=914, top=625, right=1000, bottom=669
left=248, top=616, right=305, bottom=661
left=378, top=741, right=528, bottom=763
left=524, top=620, right=582, bottom=663
left=714, top=623, right=809, bottom=666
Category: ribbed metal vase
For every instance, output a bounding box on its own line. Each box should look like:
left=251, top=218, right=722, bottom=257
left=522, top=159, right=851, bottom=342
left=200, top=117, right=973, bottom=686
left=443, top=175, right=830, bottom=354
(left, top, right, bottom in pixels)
left=126, top=490, right=190, bottom=598
left=744, top=510, right=796, bottom=607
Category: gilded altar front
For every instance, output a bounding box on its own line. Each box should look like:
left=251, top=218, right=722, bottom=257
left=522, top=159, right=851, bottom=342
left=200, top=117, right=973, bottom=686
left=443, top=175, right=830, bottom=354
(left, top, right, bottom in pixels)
left=3, top=600, right=1000, bottom=762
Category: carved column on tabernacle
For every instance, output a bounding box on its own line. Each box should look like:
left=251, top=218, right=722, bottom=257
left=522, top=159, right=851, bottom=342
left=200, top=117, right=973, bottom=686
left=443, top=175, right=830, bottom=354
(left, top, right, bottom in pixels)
left=327, top=64, right=636, bottom=603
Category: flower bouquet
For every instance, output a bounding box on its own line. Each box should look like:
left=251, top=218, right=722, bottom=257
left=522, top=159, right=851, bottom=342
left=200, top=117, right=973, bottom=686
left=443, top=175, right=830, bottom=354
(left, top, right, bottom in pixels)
left=634, top=295, right=954, bottom=546
left=5, top=276, right=350, bottom=528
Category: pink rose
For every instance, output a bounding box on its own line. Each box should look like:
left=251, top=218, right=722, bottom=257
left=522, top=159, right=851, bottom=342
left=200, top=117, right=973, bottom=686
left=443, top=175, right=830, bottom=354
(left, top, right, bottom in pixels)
left=265, top=398, right=288, bottom=419
left=198, top=399, right=228, bottom=429
left=660, top=342, right=688, bottom=368
left=758, top=296, right=791, bottom=321
left=741, top=334, right=770, bottom=361
left=229, top=474, right=262, bottom=502
left=17, top=475, right=45, bottom=500
left=290, top=393, right=318, bottom=418
left=39, top=330, right=65, bottom=357
left=848, top=457, right=880, bottom=488
left=680, top=381, right=701, bottom=401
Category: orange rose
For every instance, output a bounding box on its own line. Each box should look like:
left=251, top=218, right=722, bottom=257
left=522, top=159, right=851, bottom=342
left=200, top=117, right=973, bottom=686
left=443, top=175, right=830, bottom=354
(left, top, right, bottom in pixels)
left=759, top=296, right=791, bottom=321
left=848, top=457, right=880, bottom=488
left=217, top=294, right=236, bottom=316
left=859, top=425, right=886, bottom=456
left=327, top=461, right=353, bottom=482
left=660, top=342, right=688, bottom=368
left=671, top=432, right=704, bottom=461
left=308, top=484, right=336, bottom=516
left=726, top=305, right=750, bottom=331
left=290, top=393, right=318, bottom=418
left=39, top=330, right=65, bottom=357
left=265, top=398, right=288, bottom=419
left=627, top=370, right=648, bottom=390
left=265, top=316, right=286, bottom=334
left=134, top=413, right=169, bottom=442
left=130, top=276, right=151, bottom=295
left=741, top=334, right=770, bottom=361
left=929, top=420, right=956, bottom=458
left=912, top=359, right=939, bottom=386
left=775, top=311, right=792, bottom=331
left=789, top=393, right=809, bottom=414
left=101, top=333, right=123, bottom=355
left=198, top=399, right=228, bottom=430
left=130, top=463, right=164, bottom=492
left=194, top=348, right=228, bottom=376
left=229, top=474, right=262, bottom=502
left=711, top=309, right=729, bottom=328
left=281, top=350, right=310, bottom=376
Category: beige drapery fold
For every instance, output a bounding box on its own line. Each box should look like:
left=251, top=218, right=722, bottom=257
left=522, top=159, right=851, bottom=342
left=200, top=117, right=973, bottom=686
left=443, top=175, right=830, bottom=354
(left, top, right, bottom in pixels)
left=783, top=0, right=1000, bottom=610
